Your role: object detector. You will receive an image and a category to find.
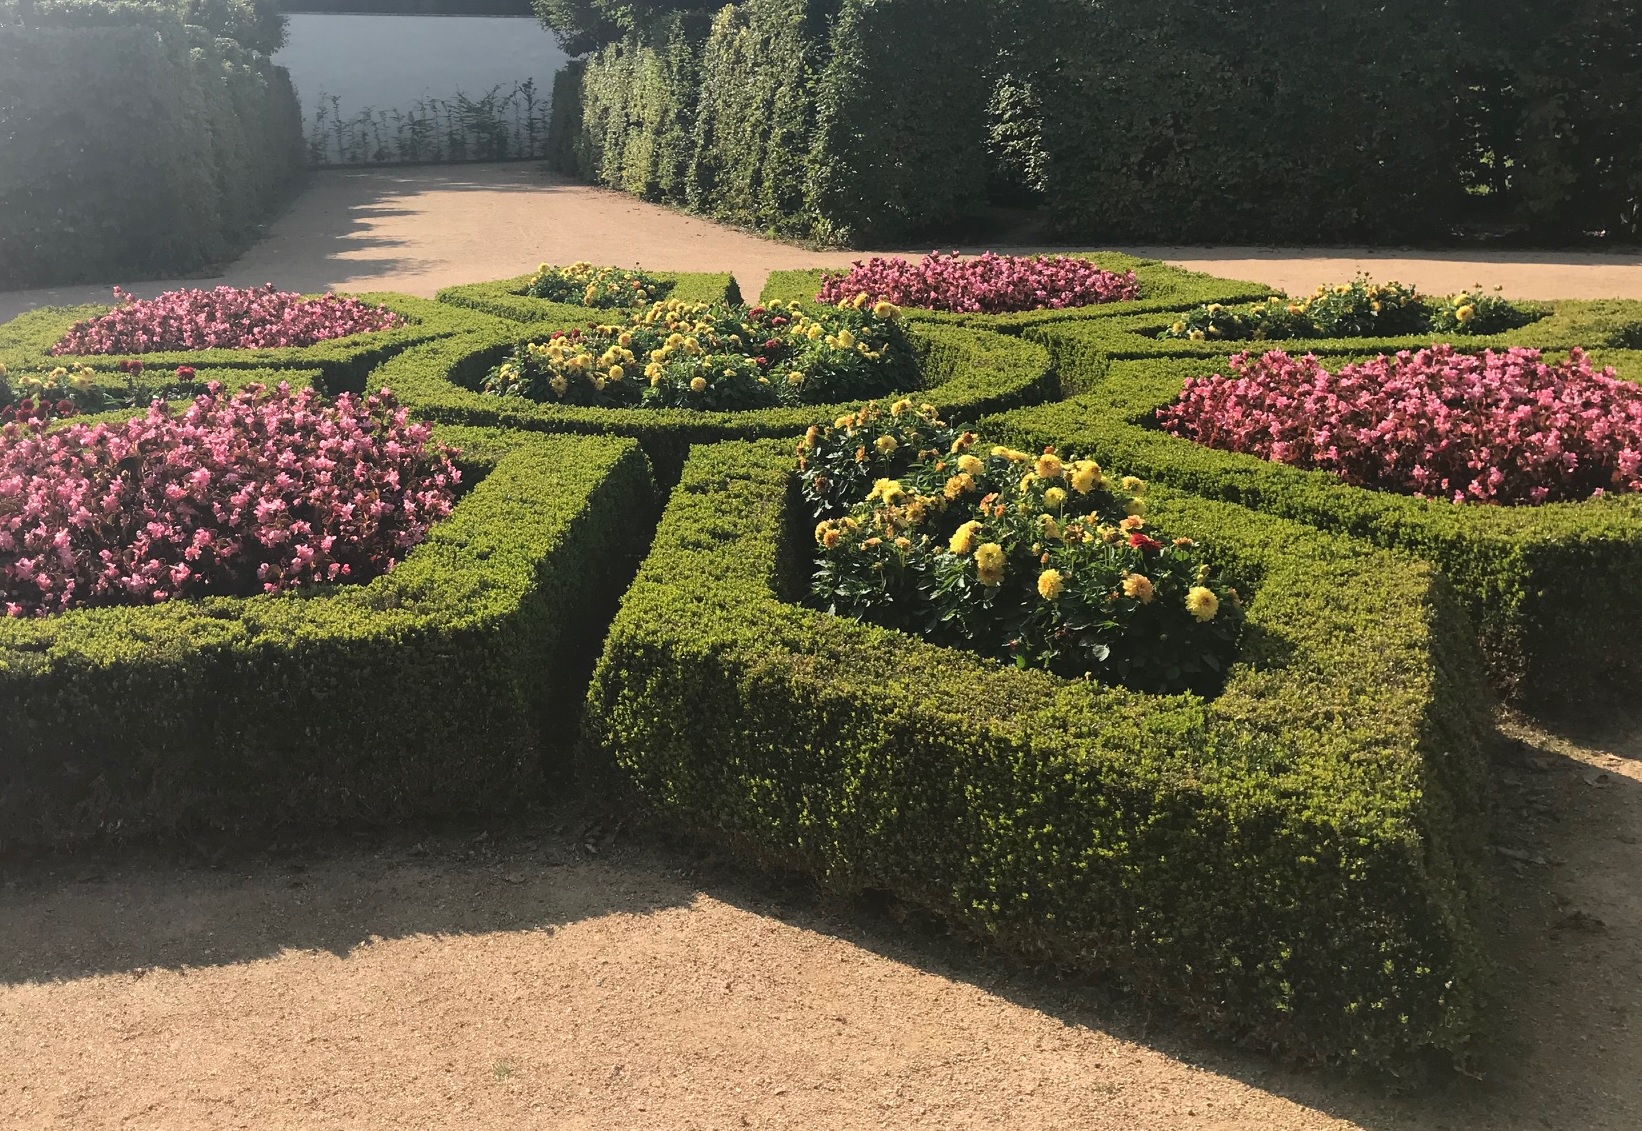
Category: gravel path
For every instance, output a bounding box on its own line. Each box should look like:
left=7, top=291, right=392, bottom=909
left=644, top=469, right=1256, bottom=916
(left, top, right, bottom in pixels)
left=2, top=163, right=1640, bottom=322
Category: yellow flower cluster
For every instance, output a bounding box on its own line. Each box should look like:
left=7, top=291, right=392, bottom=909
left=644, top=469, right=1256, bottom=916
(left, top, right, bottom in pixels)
left=6, top=364, right=96, bottom=395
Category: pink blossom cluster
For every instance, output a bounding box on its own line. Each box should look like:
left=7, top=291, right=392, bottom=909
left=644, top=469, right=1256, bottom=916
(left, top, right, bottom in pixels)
left=817, top=251, right=1141, bottom=314
left=1157, top=346, right=1642, bottom=505
left=0, top=384, right=458, bottom=616
left=50, top=286, right=406, bottom=355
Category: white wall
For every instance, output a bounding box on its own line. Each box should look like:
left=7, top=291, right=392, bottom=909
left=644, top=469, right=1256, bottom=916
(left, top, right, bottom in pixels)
left=274, top=14, right=569, bottom=121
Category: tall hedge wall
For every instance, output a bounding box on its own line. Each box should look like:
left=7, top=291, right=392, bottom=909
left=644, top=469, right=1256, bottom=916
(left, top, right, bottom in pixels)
left=0, top=2, right=304, bottom=289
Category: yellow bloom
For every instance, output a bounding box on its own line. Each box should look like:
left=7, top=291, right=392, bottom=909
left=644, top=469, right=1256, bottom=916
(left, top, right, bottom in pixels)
left=1037, top=568, right=1064, bottom=600
left=1124, top=497, right=1146, bottom=517
left=872, top=300, right=899, bottom=320
left=834, top=414, right=854, bottom=429
left=1120, top=475, right=1145, bottom=494
left=1018, top=473, right=1036, bottom=494
left=1456, top=304, right=1475, bottom=323
left=944, top=473, right=974, bottom=500
left=890, top=398, right=913, bottom=416
left=549, top=374, right=569, bottom=396
left=1119, top=515, right=1145, bottom=532
left=868, top=478, right=906, bottom=505
left=956, top=453, right=984, bottom=476
left=1034, top=452, right=1064, bottom=480
left=1043, top=486, right=1067, bottom=509
left=1171, top=321, right=1187, bottom=335
left=974, top=542, right=1006, bottom=586
left=1122, top=574, right=1155, bottom=604
left=1188, top=330, right=1206, bottom=341
left=1069, top=460, right=1100, bottom=495
left=689, top=376, right=708, bottom=393
left=1186, top=586, right=1219, bottom=621
left=608, top=365, right=625, bottom=382
left=949, top=520, right=983, bottom=555
left=815, top=521, right=833, bottom=544
left=875, top=435, right=898, bottom=455
left=853, top=292, right=870, bottom=310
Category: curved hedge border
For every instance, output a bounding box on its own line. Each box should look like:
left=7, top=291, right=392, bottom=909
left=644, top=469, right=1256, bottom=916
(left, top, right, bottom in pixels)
left=583, top=437, right=1493, bottom=1069
left=436, top=270, right=743, bottom=325
left=759, top=253, right=1275, bottom=330
left=0, top=295, right=505, bottom=391
left=1025, top=299, right=1642, bottom=373
left=374, top=319, right=1054, bottom=485
left=0, top=426, right=657, bottom=847
left=988, top=337, right=1642, bottom=702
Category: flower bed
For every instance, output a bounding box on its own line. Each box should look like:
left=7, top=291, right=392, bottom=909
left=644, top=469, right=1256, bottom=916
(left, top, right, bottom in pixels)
left=802, top=402, right=1243, bottom=693
left=989, top=331, right=1642, bottom=701
left=1158, top=347, right=1642, bottom=506
left=583, top=437, right=1493, bottom=1070
left=763, top=254, right=1275, bottom=331
left=2, top=384, right=457, bottom=617
left=1158, top=278, right=1543, bottom=342
left=520, top=263, right=673, bottom=309
left=376, top=315, right=1054, bottom=487
left=50, top=286, right=405, bottom=354
left=0, top=293, right=502, bottom=389
left=816, top=251, right=1141, bottom=314
left=482, top=298, right=918, bottom=412
left=0, top=425, right=657, bottom=846
left=437, top=270, right=742, bottom=325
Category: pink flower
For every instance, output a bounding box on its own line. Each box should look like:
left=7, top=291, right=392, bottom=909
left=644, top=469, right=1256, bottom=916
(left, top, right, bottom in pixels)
left=817, top=252, right=1140, bottom=314
left=51, top=286, right=405, bottom=355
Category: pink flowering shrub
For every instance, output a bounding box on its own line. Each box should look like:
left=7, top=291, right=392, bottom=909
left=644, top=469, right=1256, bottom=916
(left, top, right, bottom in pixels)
left=1157, top=346, right=1642, bottom=505
left=50, top=286, right=406, bottom=355
left=817, top=251, right=1140, bottom=314
left=0, top=384, right=458, bottom=616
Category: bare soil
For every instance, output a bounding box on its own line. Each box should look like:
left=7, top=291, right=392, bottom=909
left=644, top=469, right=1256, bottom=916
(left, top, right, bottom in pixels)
left=2, top=705, right=1638, bottom=1130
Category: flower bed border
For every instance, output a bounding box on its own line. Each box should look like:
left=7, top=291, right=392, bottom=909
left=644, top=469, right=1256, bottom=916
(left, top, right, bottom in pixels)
left=435, top=271, right=743, bottom=325
left=375, top=320, right=1054, bottom=485
left=0, top=426, right=656, bottom=846
left=759, top=253, right=1276, bottom=330
left=0, top=294, right=506, bottom=391
left=584, top=437, right=1494, bottom=1070
left=988, top=334, right=1642, bottom=701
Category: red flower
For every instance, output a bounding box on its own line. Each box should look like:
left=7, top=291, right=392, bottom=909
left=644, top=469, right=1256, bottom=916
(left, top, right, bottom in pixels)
left=1129, top=533, right=1163, bottom=551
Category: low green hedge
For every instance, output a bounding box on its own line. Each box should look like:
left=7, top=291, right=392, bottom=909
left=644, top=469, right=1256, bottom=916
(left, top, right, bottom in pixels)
left=1029, top=299, right=1642, bottom=371
left=583, top=437, right=1493, bottom=1069
left=436, top=270, right=743, bottom=325
left=989, top=339, right=1642, bottom=702
left=759, top=254, right=1274, bottom=330
left=0, top=427, right=657, bottom=847
left=0, top=295, right=503, bottom=392
left=375, top=320, right=1054, bottom=485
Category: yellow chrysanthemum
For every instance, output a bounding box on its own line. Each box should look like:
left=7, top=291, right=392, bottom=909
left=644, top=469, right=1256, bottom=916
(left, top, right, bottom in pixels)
left=875, top=435, right=898, bottom=455
left=1456, top=304, right=1476, bottom=323
left=1037, top=569, right=1064, bottom=600
left=868, top=478, right=906, bottom=505
left=944, top=473, right=974, bottom=500
left=1034, top=453, right=1064, bottom=480
left=689, top=376, right=708, bottom=393
left=1186, top=586, right=1219, bottom=622
left=949, top=520, right=983, bottom=555
left=890, top=398, right=913, bottom=416
left=1069, top=461, right=1100, bottom=495
left=1043, top=486, right=1067, bottom=509
left=956, top=453, right=984, bottom=476
left=1120, top=475, right=1145, bottom=494
left=974, top=542, right=1006, bottom=586
left=1122, top=574, right=1155, bottom=604
left=872, top=300, right=899, bottom=320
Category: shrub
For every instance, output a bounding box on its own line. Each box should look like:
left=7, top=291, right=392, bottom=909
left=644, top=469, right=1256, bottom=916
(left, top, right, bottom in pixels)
left=992, top=333, right=1642, bottom=702
left=1, top=384, right=457, bottom=617
left=584, top=437, right=1494, bottom=1069
left=50, top=286, right=406, bottom=355
left=437, top=270, right=741, bottom=325
left=1429, top=288, right=1543, bottom=336
left=481, top=298, right=918, bottom=411
left=817, top=252, right=1141, bottom=315
left=1160, top=279, right=1546, bottom=343
left=521, top=262, right=674, bottom=308
left=1158, top=347, right=1642, bottom=506
left=380, top=315, right=1054, bottom=485
left=801, top=403, right=1244, bottom=693
left=0, top=425, right=657, bottom=846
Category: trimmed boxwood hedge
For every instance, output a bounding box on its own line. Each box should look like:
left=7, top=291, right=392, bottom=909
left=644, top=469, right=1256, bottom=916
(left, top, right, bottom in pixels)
left=1027, top=299, right=1642, bottom=370
left=436, top=270, right=743, bottom=325
left=374, top=319, right=1055, bottom=485
left=583, top=437, right=1494, bottom=1069
left=0, top=294, right=504, bottom=392
left=0, top=426, right=657, bottom=847
left=760, top=254, right=1275, bottom=330
left=989, top=339, right=1642, bottom=702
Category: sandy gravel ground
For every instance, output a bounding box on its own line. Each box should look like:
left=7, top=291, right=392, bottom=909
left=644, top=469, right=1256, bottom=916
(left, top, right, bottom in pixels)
left=2, top=705, right=1638, bottom=1131
left=2, top=164, right=1640, bottom=323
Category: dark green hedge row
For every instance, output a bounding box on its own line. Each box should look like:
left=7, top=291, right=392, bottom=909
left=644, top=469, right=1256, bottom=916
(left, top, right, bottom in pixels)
left=374, top=318, right=1054, bottom=485
left=0, top=3, right=305, bottom=289
left=759, top=256, right=1275, bottom=330
left=547, top=0, right=994, bottom=246
left=989, top=338, right=1642, bottom=703
left=436, top=271, right=742, bottom=324
left=583, top=437, right=1494, bottom=1069
left=0, top=295, right=505, bottom=392
left=0, top=427, right=657, bottom=847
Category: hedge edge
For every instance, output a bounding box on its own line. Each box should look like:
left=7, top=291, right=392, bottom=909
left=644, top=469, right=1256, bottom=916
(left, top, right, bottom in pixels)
left=989, top=334, right=1642, bottom=701
left=0, top=426, right=658, bottom=846
left=436, top=270, right=744, bottom=325
left=373, top=320, right=1055, bottom=485
left=584, top=436, right=1494, bottom=1069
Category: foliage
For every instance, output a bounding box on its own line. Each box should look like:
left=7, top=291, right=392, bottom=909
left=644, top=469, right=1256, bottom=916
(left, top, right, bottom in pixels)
left=50, top=287, right=405, bottom=355
left=480, top=297, right=919, bottom=411
left=585, top=436, right=1494, bottom=1069
left=305, top=81, right=553, bottom=166
left=1158, top=347, right=1642, bottom=506
left=522, top=262, right=673, bottom=309
left=0, top=428, right=657, bottom=845
left=437, top=270, right=740, bottom=324
left=0, top=361, right=117, bottom=425
left=817, top=252, right=1140, bottom=315
left=801, top=402, right=1243, bottom=692
left=0, top=384, right=457, bottom=616
left=1160, top=278, right=1427, bottom=342
left=1429, top=288, right=1543, bottom=336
